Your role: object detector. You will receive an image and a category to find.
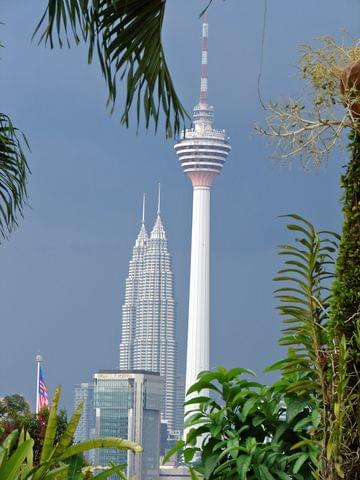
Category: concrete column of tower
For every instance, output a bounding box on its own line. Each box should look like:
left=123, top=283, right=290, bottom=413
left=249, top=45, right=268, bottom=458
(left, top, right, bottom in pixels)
left=185, top=184, right=211, bottom=396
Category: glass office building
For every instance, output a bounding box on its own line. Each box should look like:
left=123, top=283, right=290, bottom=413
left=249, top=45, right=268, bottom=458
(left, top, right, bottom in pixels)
left=74, top=382, right=95, bottom=463
left=94, top=370, right=163, bottom=480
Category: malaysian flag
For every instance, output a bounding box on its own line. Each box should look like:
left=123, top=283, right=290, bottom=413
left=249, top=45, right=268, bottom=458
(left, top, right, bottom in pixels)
left=37, top=366, right=49, bottom=411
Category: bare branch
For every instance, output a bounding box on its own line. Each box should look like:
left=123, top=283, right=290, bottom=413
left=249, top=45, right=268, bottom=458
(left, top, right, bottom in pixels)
left=257, top=36, right=360, bottom=167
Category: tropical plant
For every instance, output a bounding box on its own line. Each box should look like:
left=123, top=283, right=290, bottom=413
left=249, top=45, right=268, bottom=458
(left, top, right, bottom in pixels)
left=258, top=38, right=360, bottom=479
left=0, top=386, right=142, bottom=479
left=0, top=113, right=29, bottom=243
left=327, top=130, right=360, bottom=478
left=34, top=0, right=189, bottom=137
left=266, top=215, right=339, bottom=479
left=0, top=403, right=69, bottom=464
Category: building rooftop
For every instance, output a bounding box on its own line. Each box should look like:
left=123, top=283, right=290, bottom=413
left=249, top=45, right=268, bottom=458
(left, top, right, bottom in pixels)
left=96, top=369, right=160, bottom=376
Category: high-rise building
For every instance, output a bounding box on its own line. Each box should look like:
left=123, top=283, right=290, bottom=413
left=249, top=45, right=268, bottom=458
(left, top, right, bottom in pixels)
left=119, top=196, right=148, bottom=370
left=174, top=13, right=231, bottom=414
left=74, top=383, right=95, bottom=463
left=174, top=374, right=185, bottom=433
left=119, top=190, right=177, bottom=431
left=93, top=370, right=163, bottom=480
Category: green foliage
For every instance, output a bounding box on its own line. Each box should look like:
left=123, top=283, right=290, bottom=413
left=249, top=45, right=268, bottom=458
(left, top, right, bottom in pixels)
left=34, top=0, right=188, bottom=137
left=328, top=130, right=360, bottom=479
left=0, top=113, right=29, bottom=242
left=0, top=397, right=68, bottom=465
left=167, top=367, right=318, bottom=480
left=0, top=395, right=31, bottom=417
left=331, top=131, right=360, bottom=341
left=0, top=387, right=141, bottom=479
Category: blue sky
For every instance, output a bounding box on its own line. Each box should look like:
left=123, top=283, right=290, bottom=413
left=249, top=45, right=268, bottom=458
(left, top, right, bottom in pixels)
left=1, top=0, right=359, bottom=411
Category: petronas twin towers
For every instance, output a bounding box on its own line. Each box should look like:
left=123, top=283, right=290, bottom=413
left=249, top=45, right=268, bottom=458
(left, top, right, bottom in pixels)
left=119, top=190, right=177, bottom=431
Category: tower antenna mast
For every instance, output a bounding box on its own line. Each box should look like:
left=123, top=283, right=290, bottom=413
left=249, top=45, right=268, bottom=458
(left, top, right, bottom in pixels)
left=200, top=11, right=209, bottom=105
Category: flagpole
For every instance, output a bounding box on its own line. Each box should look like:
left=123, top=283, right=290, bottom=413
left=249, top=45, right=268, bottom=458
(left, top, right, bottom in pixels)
left=35, top=354, right=42, bottom=414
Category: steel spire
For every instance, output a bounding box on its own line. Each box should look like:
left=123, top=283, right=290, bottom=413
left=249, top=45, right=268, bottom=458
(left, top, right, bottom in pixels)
left=142, top=193, right=146, bottom=224
left=157, top=183, right=161, bottom=216
left=199, top=11, right=209, bottom=105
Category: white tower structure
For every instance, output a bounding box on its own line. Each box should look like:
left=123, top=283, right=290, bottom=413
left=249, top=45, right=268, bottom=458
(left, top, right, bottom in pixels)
left=119, top=189, right=177, bottom=430
left=174, top=13, right=231, bottom=408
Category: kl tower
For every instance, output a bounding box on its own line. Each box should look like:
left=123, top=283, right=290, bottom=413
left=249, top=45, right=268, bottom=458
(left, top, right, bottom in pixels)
left=174, top=12, right=231, bottom=414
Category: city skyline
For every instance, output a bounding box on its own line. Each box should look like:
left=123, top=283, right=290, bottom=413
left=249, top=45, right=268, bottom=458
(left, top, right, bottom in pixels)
left=1, top=0, right=355, bottom=411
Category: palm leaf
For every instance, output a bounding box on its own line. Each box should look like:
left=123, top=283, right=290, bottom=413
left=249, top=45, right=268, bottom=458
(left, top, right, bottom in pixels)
left=0, top=113, right=30, bottom=241
left=57, top=437, right=142, bottom=460
left=40, top=387, right=61, bottom=465
left=34, top=0, right=188, bottom=137
left=53, top=401, right=83, bottom=457
left=0, top=438, right=34, bottom=480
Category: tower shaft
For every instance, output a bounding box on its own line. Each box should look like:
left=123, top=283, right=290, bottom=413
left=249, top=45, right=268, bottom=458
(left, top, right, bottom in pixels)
left=185, top=186, right=210, bottom=396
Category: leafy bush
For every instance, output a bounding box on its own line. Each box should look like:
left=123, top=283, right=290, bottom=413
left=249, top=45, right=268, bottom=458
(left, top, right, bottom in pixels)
left=166, top=367, right=318, bottom=480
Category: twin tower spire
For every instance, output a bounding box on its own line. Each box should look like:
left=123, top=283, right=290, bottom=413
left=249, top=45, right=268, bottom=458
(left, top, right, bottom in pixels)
left=136, top=184, right=165, bottom=246
left=141, top=184, right=161, bottom=224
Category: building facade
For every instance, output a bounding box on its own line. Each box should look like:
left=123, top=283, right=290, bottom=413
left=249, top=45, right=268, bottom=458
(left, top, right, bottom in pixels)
left=74, top=382, right=95, bottom=462
left=94, top=370, right=163, bottom=480
left=119, top=194, right=177, bottom=431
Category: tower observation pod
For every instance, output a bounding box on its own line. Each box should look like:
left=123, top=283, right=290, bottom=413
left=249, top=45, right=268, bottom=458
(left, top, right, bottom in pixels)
left=174, top=12, right=231, bottom=429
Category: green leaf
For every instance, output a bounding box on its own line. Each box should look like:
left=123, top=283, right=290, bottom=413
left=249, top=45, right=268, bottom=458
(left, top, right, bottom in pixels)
left=0, top=113, right=30, bottom=242
left=0, top=438, right=34, bottom=480
left=272, top=469, right=290, bottom=480
left=93, top=464, right=127, bottom=480
left=258, top=464, right=276, bottom=480
left=241, top=397, right=258, bottom=420
left=189, top=467, right=200, bottom=480
left=34, top=0, right=188, bottom=137
left=285, top=397, right=308, bottom=422
left=58, top=438, right=142, bottom=461
left=293, top=453, right=308, bottom=474
left=2, top=430, right=19, bottom=452
left=40, top=386, right=61, bottom=464
left=236, top=455, right=251, bottom=480
left=162, top=440, right=184, bottom=465
left=54, top=401, right=84, bottom=457
left=226, top=367, right=256, bottom=379
left=43, top=465, right=69, bottom=480
left=203, top=453, right=218, bottom=479
left=0, top=447, right=7, bottom=469
left=67, top=454, right=83, bottom=479
left=293, top=416, right=312, bottom=432
left=184, top=447, right=198, bottom=463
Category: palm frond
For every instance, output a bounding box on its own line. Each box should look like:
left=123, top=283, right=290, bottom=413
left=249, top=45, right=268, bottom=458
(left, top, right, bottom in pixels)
left=34, top=0, right=188, bottom=137
left=0, top=113, right=30, bottom=242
